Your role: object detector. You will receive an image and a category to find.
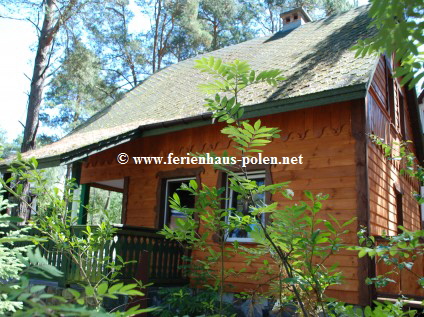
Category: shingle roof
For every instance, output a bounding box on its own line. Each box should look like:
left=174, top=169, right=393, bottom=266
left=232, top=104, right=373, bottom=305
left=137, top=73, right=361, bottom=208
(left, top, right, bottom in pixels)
left=2, top=5, right=378, bottom=168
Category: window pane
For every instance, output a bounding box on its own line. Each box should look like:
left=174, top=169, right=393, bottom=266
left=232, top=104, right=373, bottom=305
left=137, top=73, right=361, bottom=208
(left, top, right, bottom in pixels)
left=88, top=187, right=123, bottom=224
left=227, top=174, right=265, bottom=240
left=165, top=178, right=195, bottom=229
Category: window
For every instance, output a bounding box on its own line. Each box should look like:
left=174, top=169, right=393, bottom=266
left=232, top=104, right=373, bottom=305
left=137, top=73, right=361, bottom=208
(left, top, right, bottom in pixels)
left=395, top=189, right=404, bottom=235
left=86, top=178, right=127, bottom=225
left=225, top=171, right=266, bottom=242
left=398, top=89, right=406, bottom=139
left=156, top=167, right=204, bottom=229
left=163, top=177, right=195, bottom=229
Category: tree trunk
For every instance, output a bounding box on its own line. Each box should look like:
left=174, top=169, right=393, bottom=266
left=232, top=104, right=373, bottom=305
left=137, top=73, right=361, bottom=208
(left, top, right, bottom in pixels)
left=21, top=0, right=56, bottom=153
left=19, top=0, right=57, bottom=223
left=152, top=0, right=162, bottom=73
left=212, top=21, right=218, bottom=50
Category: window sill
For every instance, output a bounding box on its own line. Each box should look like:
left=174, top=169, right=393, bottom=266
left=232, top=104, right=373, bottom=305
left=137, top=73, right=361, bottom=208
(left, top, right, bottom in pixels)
left=225, top=240, right=259, bottom=245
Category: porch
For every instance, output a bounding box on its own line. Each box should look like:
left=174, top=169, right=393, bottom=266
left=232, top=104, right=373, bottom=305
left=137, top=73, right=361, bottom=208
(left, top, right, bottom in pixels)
left=28, top=225, right=189, bottom=286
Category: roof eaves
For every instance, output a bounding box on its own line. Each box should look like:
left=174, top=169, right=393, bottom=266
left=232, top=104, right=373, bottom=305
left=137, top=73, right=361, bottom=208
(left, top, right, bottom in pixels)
left=59, top=128, right=143, bottom=165
left=59, top=113, right=214, bottom=165
left=0, top=155, right=62, bottom=173
left=59, top=83, right=368, bottom=165
left=244, top=83, right=368, bottom=119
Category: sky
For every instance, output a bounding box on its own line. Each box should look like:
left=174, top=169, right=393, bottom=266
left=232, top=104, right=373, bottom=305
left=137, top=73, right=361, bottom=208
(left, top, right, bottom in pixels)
left=0, top=18, right=35, bottom=142
left=0, top=1, right=370, bottom=143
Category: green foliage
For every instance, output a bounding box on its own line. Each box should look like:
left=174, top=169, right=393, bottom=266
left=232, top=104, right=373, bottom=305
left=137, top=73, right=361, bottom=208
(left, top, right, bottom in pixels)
left=41, top=41, right=121, bottom=136
left=194, top=58, right=354, bottom=316
left=0, top=203, right=32, bottom=313
left=352, top=226, right=424, bottom=293
left=87, top=1, right=147, bottom=88
left=362, top=300, right=417, bottom=317
left=245, top=192, right=353, bottom=315
left=152, top=286, right=236, bottom=317
left=159, top=57, right=288, bottom=316
left=196, top=0, right=258, bottom=50
left=195, top=57, right=285, bottom=96
left=87, top=187, right=123, bottom=225
left=329, top=299, right=417, bottom=317
left=0, top=158, right=154, bottom=316
left=0, top=129, right=20, bottom=160
left=159, top=180, right=244, bottom=315
left=353, top=0, right=424, bottom=89
left=222, top=120, right=280, bottom=153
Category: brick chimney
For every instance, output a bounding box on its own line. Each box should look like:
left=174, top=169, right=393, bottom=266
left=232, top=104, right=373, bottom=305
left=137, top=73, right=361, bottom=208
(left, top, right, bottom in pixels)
left=280, top=7, right=312, bottom=31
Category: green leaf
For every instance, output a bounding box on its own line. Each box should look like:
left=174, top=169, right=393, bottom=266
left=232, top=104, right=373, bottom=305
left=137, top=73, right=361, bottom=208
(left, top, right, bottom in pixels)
left=342, top=217, right=357, bottom=227
left=68, top=288, right=80, bottom=298
left=97, top=282, right=108, bottom=295
left=358, top=249, right=368, bottom=258
left=30, top=285, right=45, bottom=293
left=108, top=282, right=124, bottom=294
left=189, top=179, right=198, bottom=190
left=304, top=190, right=313, bottom=201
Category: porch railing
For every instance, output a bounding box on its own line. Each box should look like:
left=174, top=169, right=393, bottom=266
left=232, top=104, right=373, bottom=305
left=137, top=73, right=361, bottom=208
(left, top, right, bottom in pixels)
left=4, top=225, right=189, bottom=286
left=111, top=225, right=189, bottom=285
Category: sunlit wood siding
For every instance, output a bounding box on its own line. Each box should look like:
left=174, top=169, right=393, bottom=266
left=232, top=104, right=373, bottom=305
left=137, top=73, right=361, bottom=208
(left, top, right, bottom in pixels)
left=367, top=56, right=423, bottom=298
left=80, top=100, right=365, bottom=304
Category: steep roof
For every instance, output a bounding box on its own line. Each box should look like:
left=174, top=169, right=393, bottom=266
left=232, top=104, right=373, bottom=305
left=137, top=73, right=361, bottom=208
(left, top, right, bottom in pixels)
left=2, top=5, right=378, bottom=168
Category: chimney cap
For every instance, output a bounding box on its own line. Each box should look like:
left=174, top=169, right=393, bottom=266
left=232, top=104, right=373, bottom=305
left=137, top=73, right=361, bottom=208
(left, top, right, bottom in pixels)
left=280, top=7, right=312, bottom=23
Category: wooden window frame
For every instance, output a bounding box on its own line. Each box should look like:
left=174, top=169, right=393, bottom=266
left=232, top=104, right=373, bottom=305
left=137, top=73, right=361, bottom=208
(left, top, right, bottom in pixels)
left=225, top=171, right=266, bottom=243
left=398, top=89, right=407, bottom=140
left=155, top=167, right=204, bottom=229
left=385, top=57, right=395, bottom=117
left=81, top=177, right=129, bottom=225
left=163, top=176, right=196, bottom=229
left=78, top=176, right=130, bottom=225
left=217, top=164, right=273, bottom=204
left=216, top=164, right=273, bottom=244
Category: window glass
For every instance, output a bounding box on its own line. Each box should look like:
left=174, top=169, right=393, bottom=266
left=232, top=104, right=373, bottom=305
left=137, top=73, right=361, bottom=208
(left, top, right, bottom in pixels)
left=164, top=178, right=195, bottom=229
left=88, top=187, right=123, bottom=224
left=226, top=172, right=265, bottom=242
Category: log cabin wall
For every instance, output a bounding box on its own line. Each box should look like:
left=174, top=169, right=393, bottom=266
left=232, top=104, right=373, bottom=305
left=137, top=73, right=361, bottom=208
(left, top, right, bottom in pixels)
left=367, top=56, right=423, bottom=298
left=80, top=100, right=363, bottom=304
left=367, top=56, right=421, bottom=235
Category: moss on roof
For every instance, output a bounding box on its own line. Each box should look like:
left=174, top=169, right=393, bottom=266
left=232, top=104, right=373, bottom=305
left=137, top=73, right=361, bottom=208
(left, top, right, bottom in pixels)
left=3, top=5, right=378, bottom=168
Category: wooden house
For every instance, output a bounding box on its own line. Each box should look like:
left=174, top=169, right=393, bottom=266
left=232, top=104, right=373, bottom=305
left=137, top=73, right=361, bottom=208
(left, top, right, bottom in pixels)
left=2, top=5, right=423, bottom=307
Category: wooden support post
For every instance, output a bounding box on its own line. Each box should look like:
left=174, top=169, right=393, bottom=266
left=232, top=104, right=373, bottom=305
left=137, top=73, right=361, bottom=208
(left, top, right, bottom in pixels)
left=67, top=162, right=82, bottom=214
left=78, top=183, right=90, bottom=225
left=121, top=177, right=129, bottom=225
left=71, top=162, right=82, bottom=185
left=351, top=99, right=376, bottom=307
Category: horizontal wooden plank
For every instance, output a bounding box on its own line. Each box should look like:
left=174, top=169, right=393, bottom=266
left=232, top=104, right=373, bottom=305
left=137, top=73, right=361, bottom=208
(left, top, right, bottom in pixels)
left=326, top=289, right=358, bottom=304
